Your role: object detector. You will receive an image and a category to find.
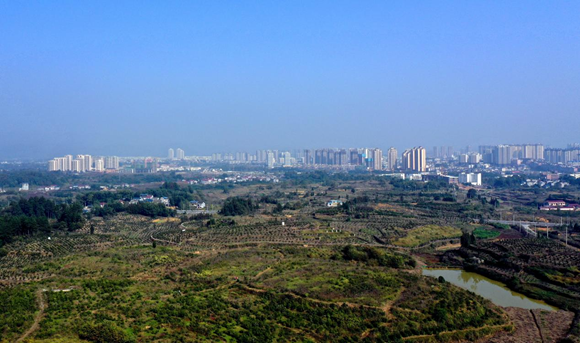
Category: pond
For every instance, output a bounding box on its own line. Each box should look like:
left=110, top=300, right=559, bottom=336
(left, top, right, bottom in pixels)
left=422, top=268, right=557, bottom=311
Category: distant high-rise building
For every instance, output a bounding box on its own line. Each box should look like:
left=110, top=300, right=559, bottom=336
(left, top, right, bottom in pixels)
left=349, top=149, right=360, bottom=165
left=256, top=150, right=268, bottom=163
left=105, top=156, right=119, bottom=169
left=176, top=148, right=185, bottom=160
left=49, top=157, right=68, bottom=171
left=94, top=158, right=105, bottom=172
left=516, top=144, right=543, bottom=160
left=493, top=145, right=510, bottom=165
left=366, top=148, right=382, bottom=170
left=75, top=155, right=92, bottom=172
left=303, top=149, right=313, bottom=165
left=71, top=159, right=82, bottom=172
left=267, top=152, right=275, bottom=169
left=402, top=147, right=426, bottom=172
left=545, top=149, right=565, bottom=164
left=283, top=151, right=292, bottom=166
left=387, top=147, right=397, bottom=171
left=565, top=149, right=580, bottom=163
left=49, top=154, right=97, bottom=172
left=468, top=153, right=482, bottom=164
left=65, top=155, right=73, bottom=171
left=168, top=148, right=175, bottom=160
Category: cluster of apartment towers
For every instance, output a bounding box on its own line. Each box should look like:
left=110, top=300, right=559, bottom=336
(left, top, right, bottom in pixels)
left=167, top=148, right=185, bottom=160
left=48, top=155, right=120, bottom=172
left=299, top=147, right=428, bottom=172
left=212, top=147, right=428, bottom=172
left=470, top=144, right=580, bottom=165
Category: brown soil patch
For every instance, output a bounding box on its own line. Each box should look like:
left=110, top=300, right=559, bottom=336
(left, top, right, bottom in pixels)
left=480, top=307, right=574, bottom=343
left=436, top=243, right=461, bottom=251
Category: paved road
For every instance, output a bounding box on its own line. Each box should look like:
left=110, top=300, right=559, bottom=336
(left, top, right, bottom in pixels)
left=487, top=219, right=560, bottom=227
left=176, top=210, right=218, bottom=215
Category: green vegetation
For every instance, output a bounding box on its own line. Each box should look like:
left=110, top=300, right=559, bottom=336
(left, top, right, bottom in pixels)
left=0, top=197, right=84, bottom=247
left=219, top=197, right=257, bottom=216
left=472, top=227, right=501, bottom=240
left=459, top=238, right=580, bottom=310
left=0, top=288, right=36, bottom=342
left=126, top=202, right=173, bottom=218
left=1, top=168, right=580, bottom=342
left=394, top=225, right=462, bottom=247
left=0, top=245, right=507, bottom=342
left=340, top=245, right=416, bottom=269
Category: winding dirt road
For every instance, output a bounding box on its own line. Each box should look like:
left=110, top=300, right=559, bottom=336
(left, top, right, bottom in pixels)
left=15, top=289, right=46, bottom=343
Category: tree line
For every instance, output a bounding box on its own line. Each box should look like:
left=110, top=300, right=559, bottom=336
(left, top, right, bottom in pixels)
left=0, top=197, right=84, bottom=248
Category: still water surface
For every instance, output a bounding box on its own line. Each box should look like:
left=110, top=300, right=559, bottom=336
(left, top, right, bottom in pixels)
left=422, top=269, right=557, bottom=311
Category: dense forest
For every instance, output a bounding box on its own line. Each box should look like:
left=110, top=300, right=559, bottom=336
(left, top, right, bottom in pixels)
left=0, top=182, right=196, bottom=248
left=219, top=197, right=258, bottom=216
left=0, top=197, right=84, bottom=248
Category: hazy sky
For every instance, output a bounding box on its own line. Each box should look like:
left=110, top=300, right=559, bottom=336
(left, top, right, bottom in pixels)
left=1, top=1, right=579, bottom=159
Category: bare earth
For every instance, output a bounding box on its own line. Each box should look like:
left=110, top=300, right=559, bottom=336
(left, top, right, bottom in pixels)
left=478, top=307, right=574, bottom=343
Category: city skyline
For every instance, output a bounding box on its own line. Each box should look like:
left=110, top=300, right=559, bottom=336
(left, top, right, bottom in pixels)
left=43, top=142, right=580, bottom=174
left=30, top=141, right=580, bottom=162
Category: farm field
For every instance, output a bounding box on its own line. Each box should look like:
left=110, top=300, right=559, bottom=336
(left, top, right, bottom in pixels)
left=0, top=244, right=510, bottom=343
left=393, top=225, right=462, bottom=247
left=1, top=172, right=580, bottom=342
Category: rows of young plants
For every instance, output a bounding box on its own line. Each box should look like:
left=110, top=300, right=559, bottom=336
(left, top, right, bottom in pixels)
left=475, top=238, right=580, bottom=269
left=7, top=244, right=510, bottom=343
left=461, top=238, right=580, bottom=309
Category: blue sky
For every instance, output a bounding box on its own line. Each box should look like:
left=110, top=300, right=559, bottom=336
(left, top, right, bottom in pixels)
left=1, top=1, right=579, bottom=158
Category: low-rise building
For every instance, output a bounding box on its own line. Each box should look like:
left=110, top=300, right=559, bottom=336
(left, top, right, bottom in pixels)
left=326, top=200, right=343, bottom=207
left=459, top=173, right=482, bottom=186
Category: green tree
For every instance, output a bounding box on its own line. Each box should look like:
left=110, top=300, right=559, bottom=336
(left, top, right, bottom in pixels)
left=467, top=188, right=477, bottom=199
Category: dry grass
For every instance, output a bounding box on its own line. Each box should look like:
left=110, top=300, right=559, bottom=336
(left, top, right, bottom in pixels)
left=394, top=225, right=462, bottom=247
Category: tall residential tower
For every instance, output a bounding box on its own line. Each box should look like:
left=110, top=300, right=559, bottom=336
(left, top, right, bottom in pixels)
left=402, top=147, right=426, bottom=172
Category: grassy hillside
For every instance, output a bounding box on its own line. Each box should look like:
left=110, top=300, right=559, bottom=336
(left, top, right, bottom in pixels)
left=0, top=244, right=509, bottom=342
left=394, top=225, right=462, bottom=247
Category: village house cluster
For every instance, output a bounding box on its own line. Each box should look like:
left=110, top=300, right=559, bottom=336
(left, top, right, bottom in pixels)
left=539, top=200, right=580, bottom=211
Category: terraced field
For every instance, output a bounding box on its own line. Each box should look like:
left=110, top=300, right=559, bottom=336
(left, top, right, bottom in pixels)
left=0, top=245, right=511, bottom=342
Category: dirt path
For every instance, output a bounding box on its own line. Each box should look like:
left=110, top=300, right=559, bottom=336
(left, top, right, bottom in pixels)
left=254, top=266, right=273, bottom=279
left=16, top=289, right=46, bottom=343
left=480, top=307, right=574, bottom=343
left=531, top=310, right=545, bottom=343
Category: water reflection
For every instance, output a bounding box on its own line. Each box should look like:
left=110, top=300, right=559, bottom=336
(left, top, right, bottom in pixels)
left=422, top=269, right=556, bottom=311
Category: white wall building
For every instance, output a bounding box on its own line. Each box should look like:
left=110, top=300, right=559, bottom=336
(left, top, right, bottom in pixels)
left=94, top=158, right=105, bottom=172
left=176, top=148, right=185, bottom=160
left=459, top=173, right=482, bottom=186
left=105, top=156, right=119, bottom=169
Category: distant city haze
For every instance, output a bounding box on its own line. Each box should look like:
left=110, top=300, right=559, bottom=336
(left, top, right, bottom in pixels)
left=1, top=1, right=579, bottom=159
